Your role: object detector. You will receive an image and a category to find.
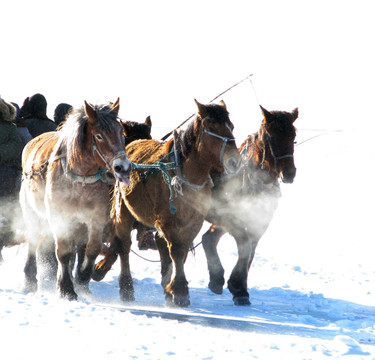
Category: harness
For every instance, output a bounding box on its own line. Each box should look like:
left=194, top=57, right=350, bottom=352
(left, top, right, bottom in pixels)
left=133, top=125, right=233, bottom=214
left=23, top=136, right=124, bottom=186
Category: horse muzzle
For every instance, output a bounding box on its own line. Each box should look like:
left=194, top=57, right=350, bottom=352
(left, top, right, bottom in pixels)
left=112, top=157, right=132, bottom=185
left=223, top=156, right=242, bottom=175
left=280, top=167, right=296, bottom=184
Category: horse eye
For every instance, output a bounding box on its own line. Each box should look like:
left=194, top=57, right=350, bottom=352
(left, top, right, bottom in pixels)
left=95, top=134, right=103, bottom=141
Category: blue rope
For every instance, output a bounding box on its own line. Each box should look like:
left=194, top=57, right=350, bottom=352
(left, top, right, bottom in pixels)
left=131, top=151, right=179, bottom=214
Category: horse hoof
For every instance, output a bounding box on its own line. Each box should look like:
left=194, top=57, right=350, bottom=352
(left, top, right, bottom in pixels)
left=233, top=296, right=251, bottom=306
left=208, top=281, right=223, bottom=295
left=60, top=290, right=78, bottom=301
left=166, top=294, right=190, bottom=307
left=23, top=281, right=38, bottom=294
left=91, top=268, right=106, bottom=282
left=120, top=290, right=135, bottom=302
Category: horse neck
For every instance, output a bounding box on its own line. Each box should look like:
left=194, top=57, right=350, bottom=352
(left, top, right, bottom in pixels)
left=246, top=133, right=278, bottom=182
left=66, top=136, right=100, bottom=176
left=179, top=146, right=212, bottom=186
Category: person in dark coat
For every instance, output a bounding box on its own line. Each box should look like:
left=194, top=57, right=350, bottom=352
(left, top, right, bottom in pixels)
left=0, top=98, right=23, bottom=197
left=20, top=93, right=57, bottom=137
left=0, top=98, right=24, bottom=262
left=53, top=102, right=73, bottom=127
left=11, top=102, right=33, bottom=147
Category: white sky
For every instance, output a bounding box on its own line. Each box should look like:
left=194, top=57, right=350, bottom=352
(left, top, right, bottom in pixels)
left=2, top=0, right=374, bottom=139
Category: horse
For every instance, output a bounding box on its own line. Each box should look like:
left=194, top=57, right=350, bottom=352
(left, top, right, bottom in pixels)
left=106, top=100, right=241, bottom=306
left=201, top=105, right=298, bottom=305
left=19, top=99, right=132, bottom=300
left=36, top=115, right=154, bottom=283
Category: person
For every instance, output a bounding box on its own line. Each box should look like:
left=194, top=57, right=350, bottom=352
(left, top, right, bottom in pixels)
left=53, top=102, right=73, bottom=127
left=0, top=98, right=23, bottom=197
left=0, top=97, right=24, bottom=262
left=19, top=93, right=57, bottom=137
left=11, top=102, right=33, bottom=146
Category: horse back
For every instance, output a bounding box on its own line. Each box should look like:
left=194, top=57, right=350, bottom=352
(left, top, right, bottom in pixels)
left=126, top=139, right=172, bottom=164
left=22, top=131, right=60, bottom=174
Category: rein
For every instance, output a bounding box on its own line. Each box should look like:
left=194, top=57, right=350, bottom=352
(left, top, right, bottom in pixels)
left=160, top=74, right=253, bottom=141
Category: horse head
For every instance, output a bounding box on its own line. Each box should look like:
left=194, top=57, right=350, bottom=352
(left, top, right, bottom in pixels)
left=259, top=105, right=298, bottom=183
left=121, top=116, right=152, bottom=144
left=84, top=98, right=132, bottom=185
left=194, top=99, right=241, bottom=175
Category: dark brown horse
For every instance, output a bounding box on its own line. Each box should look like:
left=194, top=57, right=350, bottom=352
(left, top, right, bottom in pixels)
left=106, top=100, right=241, bottom=306
left=201, top=105, right=298, bottom=305
left=20, top=99, right=132, bottom=300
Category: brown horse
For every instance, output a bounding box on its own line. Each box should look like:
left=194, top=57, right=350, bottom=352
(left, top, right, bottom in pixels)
left=201, top=105, right=298, bottom=305
left=19, top=99, right=131, bottom=300
left=108, top=100, right=241, bottom=306
left=35, top=115, right=154, bottom=284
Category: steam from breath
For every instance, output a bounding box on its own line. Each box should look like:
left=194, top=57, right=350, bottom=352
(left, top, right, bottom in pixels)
left=211, top=175, right=281, bottom=236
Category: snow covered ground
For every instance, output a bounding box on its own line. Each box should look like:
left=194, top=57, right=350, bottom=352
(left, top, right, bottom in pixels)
left=1, top=125, right=375, bottom=359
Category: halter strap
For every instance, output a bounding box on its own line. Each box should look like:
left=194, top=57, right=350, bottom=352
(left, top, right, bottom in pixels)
left=92, top=136, right=127, bottom=172
left=261, top=133, right=294, bottom=172
left=201, top=127, right=236, bottom=167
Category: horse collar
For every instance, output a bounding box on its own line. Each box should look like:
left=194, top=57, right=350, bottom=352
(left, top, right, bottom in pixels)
left=52, top=143, right=113, bottom=186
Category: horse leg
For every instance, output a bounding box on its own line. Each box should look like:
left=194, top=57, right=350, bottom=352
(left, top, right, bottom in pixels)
left=227, top=228, right=259, bottom=306
left=37, top=234, right=58, bottom=281
left=202, top=225, right=226, bottom=294
left=22, top=212, right=40, bottom=293
left=164, top=237, right=190, bottom=307
left=155, top=233, right=172, bottom=289
left=115, top=205, right=135, bottom=302
left=75, top=223, right=102, bottom=293
left=56, top=236, right=77, bottom=300
left=24, top=241, right=38, bottom=293
left=92, top=222, right=119, bottom=282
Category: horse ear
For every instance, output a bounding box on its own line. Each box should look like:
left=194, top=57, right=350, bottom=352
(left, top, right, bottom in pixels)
left=122, top=121, right=130, bottom=136
left=84, top=101, right=97, bottom=124
left=219, top=100, right=227, bottom=110
left=291, top=107, right=299, bottom=122
left=194, top=99, right=207, bottom=119
left=145, top=115, right=152, bottom=130
left=260, top=105, right=272, bottom=123
left=111, top=97, right=120, bottom=117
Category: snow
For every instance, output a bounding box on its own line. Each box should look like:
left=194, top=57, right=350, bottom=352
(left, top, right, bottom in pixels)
left=1, top=127, right=375, bottom=359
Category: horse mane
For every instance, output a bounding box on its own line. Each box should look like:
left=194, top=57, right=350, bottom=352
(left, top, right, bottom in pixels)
left=261, top=110, right=297, bottom=138
left=175, top=103, right=230, bottom=160
left=175, top=120, right=197, bottom=160
left=58, top=103, right=119, bottom=169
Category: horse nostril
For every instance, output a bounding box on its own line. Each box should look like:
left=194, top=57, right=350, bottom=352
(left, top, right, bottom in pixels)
left=224, top=157, right=240, bottom=174
left=114, top=165, right=122, bottom=173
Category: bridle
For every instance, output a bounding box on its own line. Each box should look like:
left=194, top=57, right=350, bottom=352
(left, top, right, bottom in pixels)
left=200, top=120, right=236, bottom=167
left=260, top=133, right=294, bottom=173
left=92, top=135, right=128, bottom=172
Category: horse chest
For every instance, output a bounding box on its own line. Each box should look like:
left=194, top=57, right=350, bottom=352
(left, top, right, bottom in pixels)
left=48, top=180, right=110, bottom=214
